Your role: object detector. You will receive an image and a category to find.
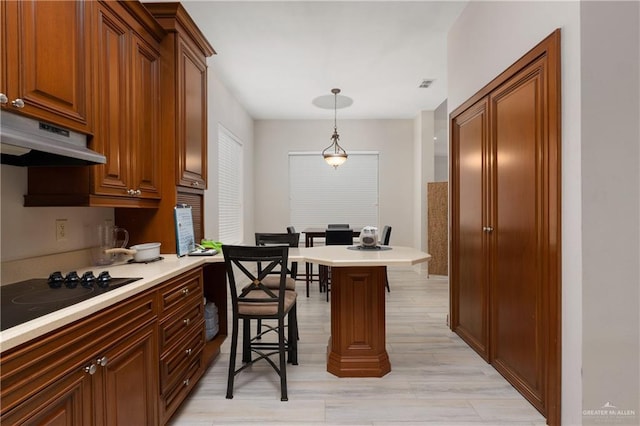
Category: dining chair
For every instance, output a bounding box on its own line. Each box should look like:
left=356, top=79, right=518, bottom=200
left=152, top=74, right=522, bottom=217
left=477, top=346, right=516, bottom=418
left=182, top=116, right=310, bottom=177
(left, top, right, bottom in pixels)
left=255, top=232, right=300, bottom=286
left=320, top=228, right=354, bottom=301
left=380, top=225, right=392, bottom=292
left=222, top=245, right=298, bottom=401
left=288, top=225, right=318, bottom=297
left=254, top=232, right=300, bottom=337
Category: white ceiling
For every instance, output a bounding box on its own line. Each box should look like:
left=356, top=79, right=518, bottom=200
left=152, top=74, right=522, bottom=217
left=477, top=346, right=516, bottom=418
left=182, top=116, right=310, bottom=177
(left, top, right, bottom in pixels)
left=174, top=1, right=468, bottom=120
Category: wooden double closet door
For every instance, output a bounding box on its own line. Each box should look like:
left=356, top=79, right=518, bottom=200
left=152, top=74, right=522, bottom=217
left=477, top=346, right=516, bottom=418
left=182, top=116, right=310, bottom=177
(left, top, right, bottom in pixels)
left=450, top=31, right=561, bottom=425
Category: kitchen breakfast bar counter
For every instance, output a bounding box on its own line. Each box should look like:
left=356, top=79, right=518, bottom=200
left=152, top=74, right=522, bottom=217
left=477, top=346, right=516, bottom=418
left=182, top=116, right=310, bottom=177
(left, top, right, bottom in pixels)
left=291, top=245, right=430, bottom=377
left=1, top=245, right=429, bottom=378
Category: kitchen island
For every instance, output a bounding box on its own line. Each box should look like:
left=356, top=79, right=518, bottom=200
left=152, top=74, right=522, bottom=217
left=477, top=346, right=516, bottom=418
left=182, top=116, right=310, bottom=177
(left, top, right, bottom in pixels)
left=291, top=245, right=430, bottom=377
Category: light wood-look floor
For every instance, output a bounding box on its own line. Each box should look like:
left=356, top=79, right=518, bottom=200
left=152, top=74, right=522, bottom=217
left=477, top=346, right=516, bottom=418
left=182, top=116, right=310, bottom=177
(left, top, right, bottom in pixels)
left=169, top=265, right=546, bottom=425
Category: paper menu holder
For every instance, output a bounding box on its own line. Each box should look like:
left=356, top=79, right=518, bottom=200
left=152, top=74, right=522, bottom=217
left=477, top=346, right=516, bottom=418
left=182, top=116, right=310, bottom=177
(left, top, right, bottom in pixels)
left=174, top=204, right=217, bottom=257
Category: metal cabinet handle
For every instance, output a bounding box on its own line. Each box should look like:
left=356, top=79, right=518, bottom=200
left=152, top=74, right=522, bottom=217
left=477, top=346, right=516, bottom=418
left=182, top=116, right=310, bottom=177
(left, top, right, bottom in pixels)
left=185, top=348, right=192, bottom=356
left=84, top=363, right=97, bottom=375
left=0, top=93, right=7, bottom=104
left=482, top=226, right=494, bottom=233
left=135, top=189, right=142, bottom=196
left=183, top=378, right=190, bottom=387
left=97, top=356, right=108, bottom=367
left=11, top=98, right=24, bottom=108
left=182, top=288, right=189, bottom=296
left=191, top=181, right=199, bottom=187
left=183, top=318, right=190, bottom=326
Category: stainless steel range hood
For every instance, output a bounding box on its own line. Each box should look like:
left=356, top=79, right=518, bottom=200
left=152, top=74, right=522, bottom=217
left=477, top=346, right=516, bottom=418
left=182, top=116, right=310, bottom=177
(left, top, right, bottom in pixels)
left=0, top=111, right=106, bottom=166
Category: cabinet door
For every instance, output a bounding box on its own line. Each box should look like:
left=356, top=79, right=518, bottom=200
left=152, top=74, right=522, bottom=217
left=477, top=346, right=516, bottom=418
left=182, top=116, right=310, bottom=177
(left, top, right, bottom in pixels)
left=0, top=368, right=92, bottom=425
left=1, top=0, right=92, bottom=132
left=450, top=97, right=490, bottom=360
left=489, top=57, right=548, bottom=412
left=97, top=325, right=158, bottom=426
left=130, top=34, right=162, bottom=199
left=93, top=4, right=131, bottom=198
left=177, top=38, right=208, bottom=190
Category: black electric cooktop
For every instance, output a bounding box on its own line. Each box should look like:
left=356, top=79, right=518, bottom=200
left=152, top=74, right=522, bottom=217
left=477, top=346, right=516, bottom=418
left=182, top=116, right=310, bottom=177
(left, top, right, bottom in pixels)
left=1, top=274, right=142, bottom=331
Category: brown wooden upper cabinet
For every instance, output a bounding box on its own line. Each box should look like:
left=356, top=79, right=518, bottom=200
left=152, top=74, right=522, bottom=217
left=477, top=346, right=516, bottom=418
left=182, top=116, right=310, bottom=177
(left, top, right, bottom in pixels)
left=145, top=2, right=213, bottom=191
left=1, top=0, right=92, bottom=133
left=24, top=1, right=167, bottom=208
left=91, top=1, right=164, bottom=204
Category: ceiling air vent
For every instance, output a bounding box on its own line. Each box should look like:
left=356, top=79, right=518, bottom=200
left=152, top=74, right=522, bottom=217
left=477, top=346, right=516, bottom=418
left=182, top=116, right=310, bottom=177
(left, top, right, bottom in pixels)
left=418, top=79, right=434, bottom=88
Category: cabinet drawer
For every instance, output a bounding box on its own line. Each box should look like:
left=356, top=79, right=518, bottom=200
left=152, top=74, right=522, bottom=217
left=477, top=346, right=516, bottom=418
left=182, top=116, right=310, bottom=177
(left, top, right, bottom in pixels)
left=160, top=356, right=202, bottom=424
left=159, top=328, right=204, bottom=393
left=158, top=268, right=203, bottom=316
left=159, top=297, right=204, bottom=350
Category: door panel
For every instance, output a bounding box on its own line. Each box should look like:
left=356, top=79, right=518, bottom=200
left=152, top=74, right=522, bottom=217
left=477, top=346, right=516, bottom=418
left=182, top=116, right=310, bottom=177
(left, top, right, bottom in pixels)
left=94, top=6, right=129, bottom=195
left=131, top=34, right=161, bottom=199
left=451, top=98, right=489, bottom=359
left=490, top=59, right=546, bottom=409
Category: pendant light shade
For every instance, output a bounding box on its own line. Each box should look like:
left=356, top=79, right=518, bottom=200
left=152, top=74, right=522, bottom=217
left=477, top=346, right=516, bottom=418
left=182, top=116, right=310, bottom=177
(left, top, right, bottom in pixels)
left=322, top=88, right=348, bottom=168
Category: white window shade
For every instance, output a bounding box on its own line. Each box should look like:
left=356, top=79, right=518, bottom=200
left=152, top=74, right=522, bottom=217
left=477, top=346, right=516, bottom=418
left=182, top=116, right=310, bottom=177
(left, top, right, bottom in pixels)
left=289, top=152, right=379, bottom=231
left=218, top=125, right=243, bottom=244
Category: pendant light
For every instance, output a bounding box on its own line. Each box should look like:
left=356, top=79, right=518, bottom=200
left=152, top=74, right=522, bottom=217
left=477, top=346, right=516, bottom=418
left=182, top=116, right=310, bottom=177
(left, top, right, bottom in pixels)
left=322, top=88, right=348, bottom=168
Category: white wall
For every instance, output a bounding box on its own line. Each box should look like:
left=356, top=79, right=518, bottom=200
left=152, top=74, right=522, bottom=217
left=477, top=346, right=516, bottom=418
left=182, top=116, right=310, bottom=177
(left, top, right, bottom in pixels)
left=204, top=68, right=255, bottom=244
left=580, top=2, right=639, bottom=422
left=0, top=165, right=113, bottom=263
left=254, top=119, right=416, bottom=247
left=448, top=1, right=583, bottom=424
left=413, top=111, right=435, bottom=251
left=434, top=100, right=448, bottom=182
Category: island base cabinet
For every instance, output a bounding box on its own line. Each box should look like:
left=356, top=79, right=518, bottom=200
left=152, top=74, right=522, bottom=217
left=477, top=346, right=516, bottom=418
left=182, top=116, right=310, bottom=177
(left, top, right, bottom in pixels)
left=327, top=266, right=390, bottom=378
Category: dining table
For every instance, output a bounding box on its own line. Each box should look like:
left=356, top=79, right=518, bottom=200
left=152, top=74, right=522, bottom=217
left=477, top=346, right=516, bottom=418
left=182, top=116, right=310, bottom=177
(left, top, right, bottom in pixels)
left=289, top=245, right=430, bottom=378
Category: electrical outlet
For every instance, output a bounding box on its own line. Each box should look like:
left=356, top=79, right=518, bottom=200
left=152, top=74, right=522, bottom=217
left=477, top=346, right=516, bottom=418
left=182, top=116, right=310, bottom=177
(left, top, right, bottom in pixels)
left=56, top=219, right=68, bottom=241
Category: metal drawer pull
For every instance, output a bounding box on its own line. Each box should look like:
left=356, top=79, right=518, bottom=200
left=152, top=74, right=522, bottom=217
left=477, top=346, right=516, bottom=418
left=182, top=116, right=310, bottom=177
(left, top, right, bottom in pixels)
left=183, top=318, right=190, bottom=326
left=11, top=98, right=24, bottom=108
left=97, top=356, right=108, bottom=367
left=185, top=348, right=192, bottom=356
left=182, top=288, right=189, bottom=296
left=84, top=363, right=97, bottom=375
left=0, top=93, right=8, bottom=104
left=183, top=378, right=190, bottom=387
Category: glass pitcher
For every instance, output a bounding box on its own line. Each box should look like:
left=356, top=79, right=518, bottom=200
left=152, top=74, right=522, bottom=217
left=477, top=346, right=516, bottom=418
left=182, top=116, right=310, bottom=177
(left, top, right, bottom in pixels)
left=92, top=223, right=129, bottom=265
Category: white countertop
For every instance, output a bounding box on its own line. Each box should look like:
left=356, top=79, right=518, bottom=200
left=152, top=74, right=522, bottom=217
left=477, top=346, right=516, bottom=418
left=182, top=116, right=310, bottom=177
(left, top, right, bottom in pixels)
left=0, top=246, right=429, bottom=352
left=0, top=254, right=225, bottom=352
left=291, top=245, right=430, bottom=267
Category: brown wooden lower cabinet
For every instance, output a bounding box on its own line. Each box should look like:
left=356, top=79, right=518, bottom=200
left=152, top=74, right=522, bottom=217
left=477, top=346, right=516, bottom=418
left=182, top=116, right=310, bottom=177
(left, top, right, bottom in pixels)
left=0, top=265, right=228, bottom=426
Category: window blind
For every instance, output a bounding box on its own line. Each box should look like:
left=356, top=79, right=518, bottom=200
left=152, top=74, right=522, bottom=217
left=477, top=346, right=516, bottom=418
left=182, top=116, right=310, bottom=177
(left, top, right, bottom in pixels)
left=289, top=152, right=379, bottom=232
left=218, top=125, right=243, bottom=244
